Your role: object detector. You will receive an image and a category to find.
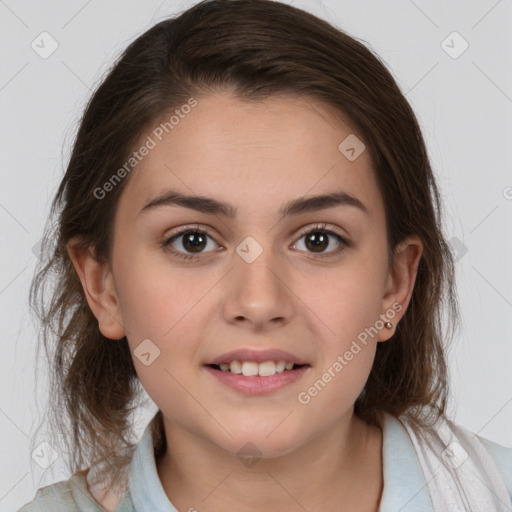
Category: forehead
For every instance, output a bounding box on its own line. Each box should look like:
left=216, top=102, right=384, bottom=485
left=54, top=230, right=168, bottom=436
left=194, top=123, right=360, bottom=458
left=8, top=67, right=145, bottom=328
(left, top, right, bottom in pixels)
left=117, top=92, right=383, bottom=222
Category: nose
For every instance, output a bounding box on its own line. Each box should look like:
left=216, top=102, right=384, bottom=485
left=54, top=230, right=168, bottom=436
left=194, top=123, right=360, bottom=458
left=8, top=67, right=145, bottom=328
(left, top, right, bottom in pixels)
left=222, top=240, right=295, bottom=330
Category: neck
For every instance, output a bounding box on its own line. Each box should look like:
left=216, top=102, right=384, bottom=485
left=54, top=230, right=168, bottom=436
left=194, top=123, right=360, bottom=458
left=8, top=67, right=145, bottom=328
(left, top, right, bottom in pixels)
left=155, top=411, right=383, bottom=512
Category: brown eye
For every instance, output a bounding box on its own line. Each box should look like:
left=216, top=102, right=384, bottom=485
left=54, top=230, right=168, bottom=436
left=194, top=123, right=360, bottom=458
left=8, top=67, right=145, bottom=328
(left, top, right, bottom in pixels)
left=304, top=231, right=330, bottom=253
left=178, top=232, right=208, bottom=253
left=292, top=224, right=351, bottom=258
left=161, top=226, right=219, bottom=260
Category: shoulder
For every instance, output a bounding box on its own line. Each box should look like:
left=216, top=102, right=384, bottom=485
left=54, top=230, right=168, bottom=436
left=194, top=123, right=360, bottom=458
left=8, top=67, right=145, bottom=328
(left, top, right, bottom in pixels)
left=17, top=479, right=80, bottom=512
left=387, top=411, right=512, bottom=508
left=434, top=416, right=512, bottom=503
left=478, top=435, right=512, bottom=497
left=17, top=470, right=134, bottom=512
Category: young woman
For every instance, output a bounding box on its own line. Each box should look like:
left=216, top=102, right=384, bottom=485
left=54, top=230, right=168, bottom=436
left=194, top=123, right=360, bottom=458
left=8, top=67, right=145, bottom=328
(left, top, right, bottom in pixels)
left=19, top=0, right=512, bottom=511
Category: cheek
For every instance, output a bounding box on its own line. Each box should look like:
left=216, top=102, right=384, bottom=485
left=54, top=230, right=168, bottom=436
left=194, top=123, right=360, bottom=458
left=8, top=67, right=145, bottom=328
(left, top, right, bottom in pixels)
left=296, top=280, right=380, bottom=417
left=113, top=243, right=198, bottom=337
left=111, top=249, right=206, bottom=401
left=114, top=260, right=204, bottom=416
left=301, top=261, right=386, bottom=344
left=295, top=247, right=387, bottom=402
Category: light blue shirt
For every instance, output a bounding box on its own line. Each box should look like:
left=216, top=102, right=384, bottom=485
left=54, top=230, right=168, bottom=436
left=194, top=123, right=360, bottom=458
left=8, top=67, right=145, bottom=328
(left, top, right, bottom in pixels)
left=18, top=412, right=512, bottom=511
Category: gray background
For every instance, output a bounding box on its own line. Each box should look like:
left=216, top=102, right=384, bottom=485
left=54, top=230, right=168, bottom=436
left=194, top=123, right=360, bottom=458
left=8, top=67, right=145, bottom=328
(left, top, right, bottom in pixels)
left=1, top=0, right=511, bottom=510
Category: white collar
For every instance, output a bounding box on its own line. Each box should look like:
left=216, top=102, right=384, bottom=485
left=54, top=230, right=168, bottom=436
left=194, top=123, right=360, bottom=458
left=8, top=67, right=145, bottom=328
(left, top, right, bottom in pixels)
left=126, top=411, right=434, bottom=511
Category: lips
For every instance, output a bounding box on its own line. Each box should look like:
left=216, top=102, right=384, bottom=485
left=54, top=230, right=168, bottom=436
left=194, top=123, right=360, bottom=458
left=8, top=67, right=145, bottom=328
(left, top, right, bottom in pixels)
left=204, top=360, right=310, bottom=395
left=203, top=348, right=311, bottom=394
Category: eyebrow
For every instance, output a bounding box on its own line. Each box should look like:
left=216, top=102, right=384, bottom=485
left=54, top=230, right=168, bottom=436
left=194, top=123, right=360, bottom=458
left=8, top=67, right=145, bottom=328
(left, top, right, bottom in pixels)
left=138, top=189, right=368, bottom=219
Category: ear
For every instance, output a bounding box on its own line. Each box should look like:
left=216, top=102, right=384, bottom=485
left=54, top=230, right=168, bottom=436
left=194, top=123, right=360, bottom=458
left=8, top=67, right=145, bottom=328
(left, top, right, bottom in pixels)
left=67, top=237, right=126, bottom=340
left=378, top=235, right=423, bottom=342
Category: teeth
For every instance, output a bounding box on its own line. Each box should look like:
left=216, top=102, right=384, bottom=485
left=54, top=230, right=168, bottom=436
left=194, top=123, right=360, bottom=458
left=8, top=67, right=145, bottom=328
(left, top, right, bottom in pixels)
left=241, top=361, right=259, bottom=376
left=218, top=360, right=298, bottom=376
left=230, top=360, right=242, bottom=374
left=258, top=361, right=276, bottom=376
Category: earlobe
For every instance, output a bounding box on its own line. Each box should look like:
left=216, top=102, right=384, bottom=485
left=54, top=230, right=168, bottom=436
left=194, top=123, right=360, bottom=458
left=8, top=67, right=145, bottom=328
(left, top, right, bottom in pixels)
left=378, top=235, right=423, bottom=342
left=67, top=238, right=126, bottom=340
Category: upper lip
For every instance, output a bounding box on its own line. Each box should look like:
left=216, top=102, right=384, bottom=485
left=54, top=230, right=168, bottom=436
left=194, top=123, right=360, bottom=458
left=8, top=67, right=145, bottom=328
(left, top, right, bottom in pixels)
left=205, top=348, right=309, bottom=366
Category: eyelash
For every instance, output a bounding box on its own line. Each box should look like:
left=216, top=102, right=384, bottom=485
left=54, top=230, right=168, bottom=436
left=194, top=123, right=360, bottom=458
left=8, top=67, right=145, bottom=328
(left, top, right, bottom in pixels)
left=160, top=223, right=352, bottom=261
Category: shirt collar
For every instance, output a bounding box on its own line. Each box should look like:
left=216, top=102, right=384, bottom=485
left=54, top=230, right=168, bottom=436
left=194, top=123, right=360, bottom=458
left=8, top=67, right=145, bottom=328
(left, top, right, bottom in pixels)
left=378, top=413, right=434, bottom=511
left=128, top=412, right=178, bottom=512
left=128, top=411, right=434, bottom=512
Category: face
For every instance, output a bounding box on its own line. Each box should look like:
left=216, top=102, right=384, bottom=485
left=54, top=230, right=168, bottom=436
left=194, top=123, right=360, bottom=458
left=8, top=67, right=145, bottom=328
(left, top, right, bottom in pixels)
left=73, top=91, right=420, bottom=458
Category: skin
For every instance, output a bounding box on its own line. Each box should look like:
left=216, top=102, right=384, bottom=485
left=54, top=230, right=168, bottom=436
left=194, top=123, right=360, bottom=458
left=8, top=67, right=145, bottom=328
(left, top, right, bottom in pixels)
left=68, top=91, right=423, bottom=512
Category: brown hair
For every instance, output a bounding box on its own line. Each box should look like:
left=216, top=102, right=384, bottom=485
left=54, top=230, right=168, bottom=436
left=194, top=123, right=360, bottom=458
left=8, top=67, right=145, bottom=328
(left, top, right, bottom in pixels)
left=30, top=0, right=459, bottom=493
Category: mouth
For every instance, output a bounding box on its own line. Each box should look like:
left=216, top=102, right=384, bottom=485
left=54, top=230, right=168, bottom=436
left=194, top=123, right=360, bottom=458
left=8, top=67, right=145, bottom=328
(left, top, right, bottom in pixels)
left=203, top=348, right=311, bottom=395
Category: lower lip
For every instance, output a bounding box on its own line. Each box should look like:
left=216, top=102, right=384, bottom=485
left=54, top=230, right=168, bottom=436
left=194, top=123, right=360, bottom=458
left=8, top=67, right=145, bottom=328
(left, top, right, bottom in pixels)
left=203, top=365, right=310, bottom=395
